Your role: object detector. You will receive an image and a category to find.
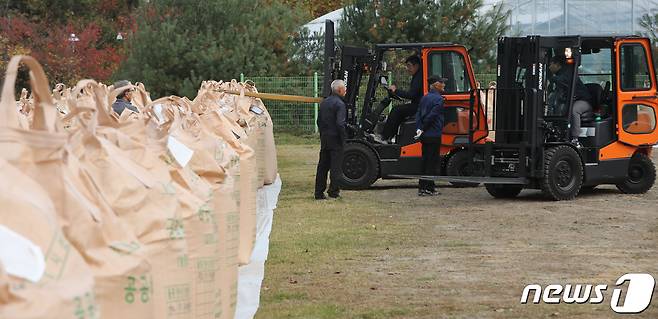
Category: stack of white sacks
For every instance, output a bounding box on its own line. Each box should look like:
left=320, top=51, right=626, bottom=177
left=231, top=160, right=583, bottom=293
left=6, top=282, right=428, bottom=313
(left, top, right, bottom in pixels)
left=0, top=55, right=280, bottom=319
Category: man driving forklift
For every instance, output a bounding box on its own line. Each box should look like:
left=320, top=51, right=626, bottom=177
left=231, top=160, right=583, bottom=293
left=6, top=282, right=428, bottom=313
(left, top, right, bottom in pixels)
left=376, top=55, right=424, bottom=143
left=548, top=55, right=593, bottom=148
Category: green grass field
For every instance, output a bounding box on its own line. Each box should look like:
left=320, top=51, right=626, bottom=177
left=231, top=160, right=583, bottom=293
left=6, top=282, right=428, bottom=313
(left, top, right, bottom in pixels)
left=257, top=133, right=658, bottom=319
left=258, top=133, right=426, bottom=318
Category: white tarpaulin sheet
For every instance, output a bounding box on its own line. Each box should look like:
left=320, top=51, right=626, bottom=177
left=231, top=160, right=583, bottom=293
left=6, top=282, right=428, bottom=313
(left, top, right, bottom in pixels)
left=235, top=175, right=282, bottom=319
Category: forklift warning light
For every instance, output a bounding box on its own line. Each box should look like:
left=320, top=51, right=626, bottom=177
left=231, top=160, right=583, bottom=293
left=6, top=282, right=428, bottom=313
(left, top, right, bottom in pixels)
left=564, top=48, right=572, bottom=58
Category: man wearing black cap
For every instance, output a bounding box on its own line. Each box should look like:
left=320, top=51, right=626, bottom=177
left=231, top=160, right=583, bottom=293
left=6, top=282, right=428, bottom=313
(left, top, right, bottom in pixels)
left=415, top=75, right=446, bottom=196
left=548, top=55, right=592, bottom=147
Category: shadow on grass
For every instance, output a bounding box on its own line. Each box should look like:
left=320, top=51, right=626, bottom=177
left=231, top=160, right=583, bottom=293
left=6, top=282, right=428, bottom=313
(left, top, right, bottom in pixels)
left=365, top=183, right=480, bottom=190
left=493, top=186, right=622, bottom=202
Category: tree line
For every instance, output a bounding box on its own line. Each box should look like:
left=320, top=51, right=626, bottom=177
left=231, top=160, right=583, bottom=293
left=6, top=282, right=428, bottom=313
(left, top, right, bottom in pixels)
left=10, top=1, right=656, bottom=99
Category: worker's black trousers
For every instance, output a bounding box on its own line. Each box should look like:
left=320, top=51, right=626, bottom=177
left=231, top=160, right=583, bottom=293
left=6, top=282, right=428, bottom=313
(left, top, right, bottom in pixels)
left=315, top=136, right=344, bottom=197
left=383, top=103, right=418, bottom=140
left=419, top=136, right=442, bottom=192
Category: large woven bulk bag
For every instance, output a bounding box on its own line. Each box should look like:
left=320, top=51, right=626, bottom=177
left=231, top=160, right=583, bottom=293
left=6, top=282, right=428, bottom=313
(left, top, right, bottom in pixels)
left=83, top=87, right=229, bottom=319
left=234, top=92, right=266, bottom=189
left=204, top=80, right=277, bottom=186
left=145, top=131, right=238, bottom=319
left=145, top=96, right=240, bottom=318
left=0, top=57, right=154, bottom=318
left=52, top=84, right=78, bottom=130
left=219, top=81, right=266, bottom=189
left=198, top=103, right=258, bottom=267
left=236, top=82, right=278, bottom=185
left=0, top=158, right=98, bottom=319
left=144, top=96, right=231, bottom=318
left=67, top=82, right=214, bottom=319
left=153, top=96, right=229, bottom=184
left=101, top=126, right=226, bottom=319
left=62, top=147, right=155, bottom=319
left=199, top=80, right=281, bottom=318
left=194, top=82, right=259, bottom=264
left=131, top=82, right=152, bottom=111
left=52, top=83, right=71, bottom=115
left=15, top=88, right=33, bottom=129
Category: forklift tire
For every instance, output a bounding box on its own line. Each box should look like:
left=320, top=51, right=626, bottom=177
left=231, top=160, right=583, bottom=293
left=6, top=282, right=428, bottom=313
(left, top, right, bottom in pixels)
left=339, top=142, right=380, bottom=189
left=616, top=153, right=656, bottom=194
left=541, top=145, right=583, bottom=201
left=485, top=184, right=523, bottom=198
left=446, top=151, right=480, bottom=187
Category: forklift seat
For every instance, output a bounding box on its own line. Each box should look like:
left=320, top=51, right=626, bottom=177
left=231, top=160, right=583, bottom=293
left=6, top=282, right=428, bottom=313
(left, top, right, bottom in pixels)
left=581, top=109, right=595, bottom=125
left=585, top=83, right=603, bottom=112
left=580, top=83, right=601, bottom=125
left=397, top=118, right=418, bottom=145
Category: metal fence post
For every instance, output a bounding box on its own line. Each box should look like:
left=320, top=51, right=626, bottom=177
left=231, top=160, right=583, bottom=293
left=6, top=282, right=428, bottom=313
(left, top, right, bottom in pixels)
left=240, top=73, right=244, bottom=83
left=313, top=72, right=319, bottom=133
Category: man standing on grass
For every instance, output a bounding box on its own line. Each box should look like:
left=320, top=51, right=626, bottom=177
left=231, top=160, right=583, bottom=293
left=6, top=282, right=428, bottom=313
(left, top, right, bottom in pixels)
left=314, top=80, right=348, bottom=200
left=415, top=76, right=447, bottom=196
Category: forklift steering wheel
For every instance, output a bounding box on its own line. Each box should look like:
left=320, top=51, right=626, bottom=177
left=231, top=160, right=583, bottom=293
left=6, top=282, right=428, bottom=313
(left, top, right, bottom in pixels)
left=387, top=88, right=403, bottom=101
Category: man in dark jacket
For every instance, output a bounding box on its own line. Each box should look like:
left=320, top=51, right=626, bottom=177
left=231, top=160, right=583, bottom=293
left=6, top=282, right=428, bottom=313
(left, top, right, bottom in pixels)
left=415, top=76, right=446, bottom=196
left=314, top=79, right=348, bottom=200
left=379, top=55, right=423, bottom=142
left=548, top=55, right=592, bottom=146
left=111, top=80, right=139, bottom=115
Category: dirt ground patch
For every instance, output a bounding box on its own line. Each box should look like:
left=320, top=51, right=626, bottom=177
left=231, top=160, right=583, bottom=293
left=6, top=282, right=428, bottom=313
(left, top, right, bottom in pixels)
left=258, top=135, right=658, bottom=319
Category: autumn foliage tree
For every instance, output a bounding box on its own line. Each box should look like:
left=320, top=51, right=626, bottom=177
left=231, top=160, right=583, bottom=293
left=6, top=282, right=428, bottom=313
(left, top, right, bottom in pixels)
left=1, top=1, right=136, bottom=86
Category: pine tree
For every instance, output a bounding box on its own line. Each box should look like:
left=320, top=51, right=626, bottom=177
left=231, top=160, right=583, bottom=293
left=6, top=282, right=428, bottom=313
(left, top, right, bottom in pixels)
left=339, top=0, right=509, bottom=73
left=115, top=0, right=306, bottom=98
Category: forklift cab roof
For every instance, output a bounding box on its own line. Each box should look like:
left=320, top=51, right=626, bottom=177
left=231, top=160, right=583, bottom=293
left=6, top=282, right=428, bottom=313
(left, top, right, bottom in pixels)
left=375, top=42, right=460, bottom=50
left=500, top=35, right=644, bottom=48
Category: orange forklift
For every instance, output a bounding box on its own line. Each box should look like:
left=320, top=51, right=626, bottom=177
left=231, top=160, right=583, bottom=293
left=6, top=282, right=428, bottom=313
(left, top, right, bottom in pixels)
left=393, top=35, right=658, bottom=200
left=321, top=22, right=489, bottom=189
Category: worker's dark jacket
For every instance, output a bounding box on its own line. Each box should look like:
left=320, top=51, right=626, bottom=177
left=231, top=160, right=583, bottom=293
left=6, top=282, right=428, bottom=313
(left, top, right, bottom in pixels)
left=395, top=71, right=423, bottom=106
left=317, top=94, right=347, bottom=145
left=551, top=67, right=592, bottom=103
left=416, top=88, right=445, bottom=137
left=112, top=99, right=139, bottom=115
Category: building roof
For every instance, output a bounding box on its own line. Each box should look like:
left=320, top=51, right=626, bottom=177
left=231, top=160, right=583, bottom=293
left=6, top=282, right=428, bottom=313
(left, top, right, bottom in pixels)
left=303, top=8, right=344, bottom=34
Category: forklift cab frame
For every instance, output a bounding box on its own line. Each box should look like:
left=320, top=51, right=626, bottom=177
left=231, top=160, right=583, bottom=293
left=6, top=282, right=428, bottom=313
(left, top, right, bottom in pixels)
left=359, top=43, right=487, bottom=148
left=327, top=32, right=488, bottom=189
left=462, top=35, right=658, bottom=200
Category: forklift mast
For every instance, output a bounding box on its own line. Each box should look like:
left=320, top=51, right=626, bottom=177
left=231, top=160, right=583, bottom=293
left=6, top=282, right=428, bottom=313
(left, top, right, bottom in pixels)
left=339, top=46, right=373, bottom=130
left=322, top=20, right=377, bottom=136
left=496, top=36, right=587, bottom=141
